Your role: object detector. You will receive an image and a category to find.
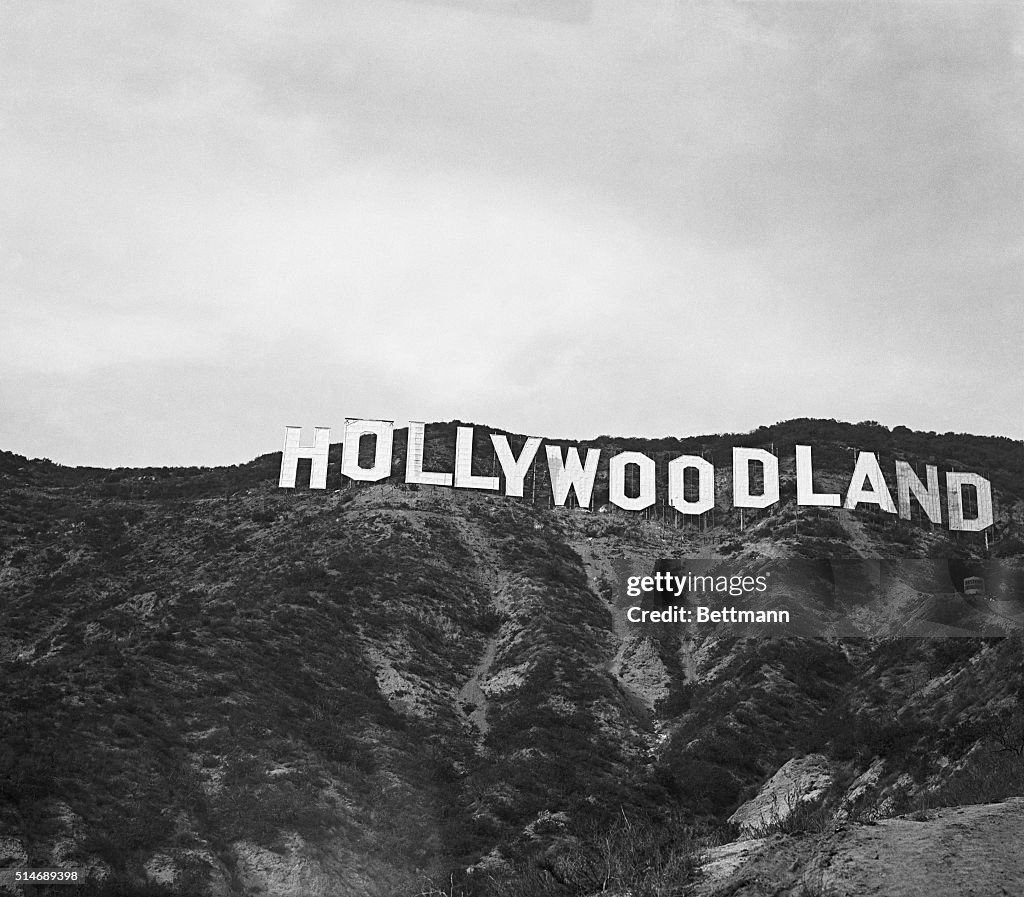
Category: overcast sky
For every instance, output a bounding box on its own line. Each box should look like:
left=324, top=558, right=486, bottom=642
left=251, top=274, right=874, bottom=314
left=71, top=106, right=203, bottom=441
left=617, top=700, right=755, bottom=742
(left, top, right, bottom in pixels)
left=2, top=1, right=1022, bottom=467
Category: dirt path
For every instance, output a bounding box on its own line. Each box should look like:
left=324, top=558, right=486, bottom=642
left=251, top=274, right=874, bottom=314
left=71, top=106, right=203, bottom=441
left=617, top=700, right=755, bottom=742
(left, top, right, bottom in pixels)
left=457, top=637, right=498, bottom=737
left=696, top=798, right=1024, bottom=897
left=569, top=535, right=651, bottom=706
left=435, top=495, right=508, bottom=741
left=679, top=636, right=698, bottom=681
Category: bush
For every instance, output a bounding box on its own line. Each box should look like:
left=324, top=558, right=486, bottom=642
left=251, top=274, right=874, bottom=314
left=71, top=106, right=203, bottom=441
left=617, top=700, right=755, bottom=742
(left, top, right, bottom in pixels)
left=421, top=812, right=702, bottom=897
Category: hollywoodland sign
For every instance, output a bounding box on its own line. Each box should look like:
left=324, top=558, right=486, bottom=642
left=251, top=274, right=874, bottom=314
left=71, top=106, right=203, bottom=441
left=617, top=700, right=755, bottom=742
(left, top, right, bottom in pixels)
left=277, top=421, right=994, bottom=533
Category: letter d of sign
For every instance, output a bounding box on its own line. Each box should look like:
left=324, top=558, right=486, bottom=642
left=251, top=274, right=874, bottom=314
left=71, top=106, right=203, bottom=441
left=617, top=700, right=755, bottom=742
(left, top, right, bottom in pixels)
left=947, top=472, right=994, bottom=532
left=732, top=448, right=779, bottom=509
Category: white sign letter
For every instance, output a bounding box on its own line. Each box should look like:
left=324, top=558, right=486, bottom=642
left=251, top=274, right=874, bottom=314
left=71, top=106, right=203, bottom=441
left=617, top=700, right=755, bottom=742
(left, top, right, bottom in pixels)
left=796, top=445, right=840, bottom=507
left=545, top=445, right=600, bottom=507
left=732, top=448, right=779, bottom=509
left=947, top=472, right=994, bottom=532
left=455, top=426, right=499, bottom=491
left=278, top=426, right=331, bottom=489
left=609, top=451, right=656, bottom=512
left=844, top=451, right=896, bottom=513
left=491, top=435, right=542, bottom=497
left=895, top=461, right=942, bottom=524
left=668, top=455, right=714, bottom=515
left=405, top=422, right=453, bottom=487
left=341, top=419, right=394, bottom=482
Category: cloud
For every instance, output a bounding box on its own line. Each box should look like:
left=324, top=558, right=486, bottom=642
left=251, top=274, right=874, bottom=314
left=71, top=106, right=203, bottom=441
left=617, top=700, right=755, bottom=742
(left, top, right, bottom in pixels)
left=2, top=1, right=1022, bottom=464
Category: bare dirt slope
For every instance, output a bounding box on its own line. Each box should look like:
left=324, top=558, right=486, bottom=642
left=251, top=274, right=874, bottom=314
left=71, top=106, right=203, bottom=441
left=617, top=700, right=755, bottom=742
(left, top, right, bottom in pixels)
left=697, top=798, right=1024, bottom=897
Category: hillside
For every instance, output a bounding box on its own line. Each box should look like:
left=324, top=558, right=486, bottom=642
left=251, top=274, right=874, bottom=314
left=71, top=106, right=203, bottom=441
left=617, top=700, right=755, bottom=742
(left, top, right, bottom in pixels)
left=695, top=797, right=1024, bottom=897
left=0, top=419, right=1022, bottom=896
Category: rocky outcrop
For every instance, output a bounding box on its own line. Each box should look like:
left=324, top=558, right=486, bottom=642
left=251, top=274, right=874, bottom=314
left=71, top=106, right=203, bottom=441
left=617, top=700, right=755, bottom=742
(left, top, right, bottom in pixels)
left=697, top=798, right=1024, bottom=897
left=728, top=754, right=834, bottom=836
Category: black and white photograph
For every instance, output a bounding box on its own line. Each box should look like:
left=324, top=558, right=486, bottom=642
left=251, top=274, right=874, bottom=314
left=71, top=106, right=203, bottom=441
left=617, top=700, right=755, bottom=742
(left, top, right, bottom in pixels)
left=2, top=2, right=1023, bottom=895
